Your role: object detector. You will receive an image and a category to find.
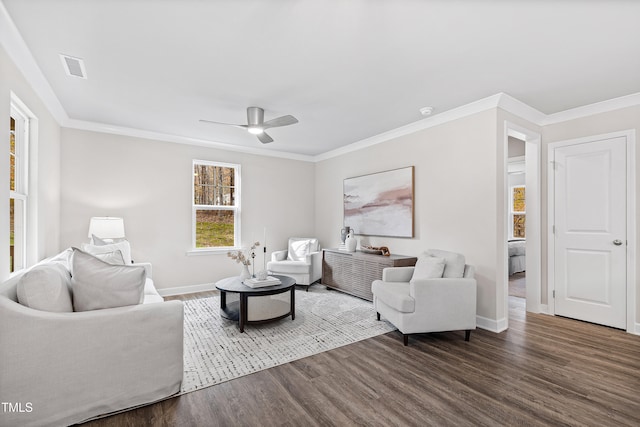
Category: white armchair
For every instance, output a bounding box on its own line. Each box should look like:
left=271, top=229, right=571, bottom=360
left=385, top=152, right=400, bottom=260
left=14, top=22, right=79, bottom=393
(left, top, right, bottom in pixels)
left=372, top=249, right=477, bottom=346
left=267, top=237, right=322, bottom=291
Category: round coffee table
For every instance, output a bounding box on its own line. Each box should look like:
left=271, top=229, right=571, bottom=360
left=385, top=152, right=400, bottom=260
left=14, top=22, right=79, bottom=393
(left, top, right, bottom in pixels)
left=215, top=274, right=296, bottom=333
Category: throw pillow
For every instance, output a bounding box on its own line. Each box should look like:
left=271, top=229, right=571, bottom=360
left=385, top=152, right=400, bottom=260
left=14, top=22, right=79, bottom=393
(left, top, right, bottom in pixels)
left=92, top=249, right=125, bottom=265
left=287, top=238, right=311, bottom=261
left=426, top=249, right=466, bottom=278
left=410, top=256, right=446, bottom=282
left=71, top=248, right=145, bottom=312
left=82, top=240, right=132, bottom=264
left=16, top=263, right=73, bottom=312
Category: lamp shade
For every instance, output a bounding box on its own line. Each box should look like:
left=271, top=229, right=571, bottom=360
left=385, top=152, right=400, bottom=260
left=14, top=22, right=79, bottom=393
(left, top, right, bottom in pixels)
left=88, top=217, right=126, bottom=239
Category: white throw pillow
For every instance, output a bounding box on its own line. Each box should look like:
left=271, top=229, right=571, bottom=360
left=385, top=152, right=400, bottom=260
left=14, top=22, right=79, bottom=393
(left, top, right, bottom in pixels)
left=287, top=238, right=311, bottom=261
left=16, top=263, right=73, bottom=312
left=82, top=240, right=132, bottom=264
left=71, top=248, right=146, bottom=312
left=92, top=249, right=125, bottom=265
left=410, top=256, right=446, bottom=282
left=426, top=249, right=466, bottom=278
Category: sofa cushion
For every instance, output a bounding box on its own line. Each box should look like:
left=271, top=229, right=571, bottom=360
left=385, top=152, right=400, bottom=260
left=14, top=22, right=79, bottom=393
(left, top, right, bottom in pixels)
left=266, top=260, right=311, bottom=274
left=371, top=280, right=415, bottom=313
left=71, top=248, right=145, bottom=312
left=410, top=255, right=445, bottom=282
left=286, top=238, right=319, bottom=261
left=426, top=249, right=466, bottom=278
left=16, top=263, right=73, bottom=312
left=82, top=240, right=132, bottom=265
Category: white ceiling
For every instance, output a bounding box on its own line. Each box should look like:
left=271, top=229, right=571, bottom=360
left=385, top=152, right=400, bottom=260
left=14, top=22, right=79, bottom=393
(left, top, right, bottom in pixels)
left=3, top=0, right=640, bottom=157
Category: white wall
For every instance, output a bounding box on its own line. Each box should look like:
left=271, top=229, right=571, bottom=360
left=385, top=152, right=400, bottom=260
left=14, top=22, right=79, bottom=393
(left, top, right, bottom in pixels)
left=60, top=129, right=316, bottom=290
left=315, top=109, right=500, bottom=322
left=0, top=44, right=61, bottom=282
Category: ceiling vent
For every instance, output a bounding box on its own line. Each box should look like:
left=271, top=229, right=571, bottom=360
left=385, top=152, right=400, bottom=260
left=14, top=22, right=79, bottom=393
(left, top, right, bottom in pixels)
left=59, top=54, right=87, bottom=79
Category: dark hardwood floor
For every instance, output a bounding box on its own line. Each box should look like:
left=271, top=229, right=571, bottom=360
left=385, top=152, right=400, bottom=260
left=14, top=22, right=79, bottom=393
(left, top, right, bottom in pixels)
left=83, top=291, right=640, bottom=427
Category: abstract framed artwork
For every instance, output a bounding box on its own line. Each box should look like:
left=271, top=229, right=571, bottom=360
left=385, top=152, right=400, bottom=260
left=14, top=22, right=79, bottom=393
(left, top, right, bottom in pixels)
left=343, top=166, right=414, bottom=238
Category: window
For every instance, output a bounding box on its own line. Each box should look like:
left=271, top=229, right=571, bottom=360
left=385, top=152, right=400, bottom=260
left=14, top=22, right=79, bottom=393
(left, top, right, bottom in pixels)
left=9, top=106, right=28, bottom=272
left=192, top=160, right=240, bottom=249
left=511, top=186, right=525, bottom=239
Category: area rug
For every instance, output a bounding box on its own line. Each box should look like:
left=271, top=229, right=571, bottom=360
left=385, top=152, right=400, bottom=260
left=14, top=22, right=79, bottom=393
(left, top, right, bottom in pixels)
left=180, top=287, right=395, bottom=394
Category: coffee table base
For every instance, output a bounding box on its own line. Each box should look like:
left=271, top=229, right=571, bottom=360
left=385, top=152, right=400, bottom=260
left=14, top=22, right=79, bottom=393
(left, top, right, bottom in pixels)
left=217, top=277, right=295, bottom=333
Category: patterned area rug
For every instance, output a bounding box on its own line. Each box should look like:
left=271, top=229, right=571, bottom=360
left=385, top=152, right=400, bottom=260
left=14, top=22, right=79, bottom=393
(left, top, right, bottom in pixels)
left=180, top=287, right=395, bottom=394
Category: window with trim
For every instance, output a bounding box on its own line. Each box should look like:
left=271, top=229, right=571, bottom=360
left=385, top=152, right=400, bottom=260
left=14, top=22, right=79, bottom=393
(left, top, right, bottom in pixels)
left=9, top=105, right=28, bottom=273
left=511, top=186, right=525, bottom=239
left=192, top=160, right=240, bottom=249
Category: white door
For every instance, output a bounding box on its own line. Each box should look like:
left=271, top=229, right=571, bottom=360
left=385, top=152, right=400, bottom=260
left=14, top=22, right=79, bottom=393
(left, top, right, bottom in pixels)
left=553, top=136, right=627, bottom=329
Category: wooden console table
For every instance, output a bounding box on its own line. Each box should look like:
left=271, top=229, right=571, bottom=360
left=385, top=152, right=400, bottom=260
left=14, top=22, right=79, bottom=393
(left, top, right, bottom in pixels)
left=322, top=249, right=417, bottom=301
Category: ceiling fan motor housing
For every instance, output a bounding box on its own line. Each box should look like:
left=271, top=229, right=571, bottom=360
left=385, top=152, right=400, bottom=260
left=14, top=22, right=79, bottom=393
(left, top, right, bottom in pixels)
left=247, top=107, right=264, bottom=126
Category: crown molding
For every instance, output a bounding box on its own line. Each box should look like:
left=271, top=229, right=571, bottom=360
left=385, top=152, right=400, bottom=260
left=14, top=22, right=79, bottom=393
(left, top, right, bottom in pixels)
left=542, top=92, right=640, bottom=126
left=64, top=119, right=316, bottom=162
left=496, top=93, right=546, bottom=125
left=0, top=1, right=68, bottom=123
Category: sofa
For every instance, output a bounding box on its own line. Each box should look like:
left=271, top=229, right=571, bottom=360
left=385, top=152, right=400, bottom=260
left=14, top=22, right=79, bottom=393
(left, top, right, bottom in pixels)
left=0, top=248, right=184, bottom=427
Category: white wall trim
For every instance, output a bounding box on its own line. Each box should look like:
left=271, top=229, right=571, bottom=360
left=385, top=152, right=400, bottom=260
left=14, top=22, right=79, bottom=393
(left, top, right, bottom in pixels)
left=543, top=92, right=640, bottom=126
left=633, top=322, right=640, bottom=336
left=547, top=130, right=637, bottom=334
left=476, top=315, right=507, bottom=333
left=0, top=2, right=67, bottom=123
left=157, top=282, right=216, bottom=297
left=497, top=94, right=547, bottom=125
left=539, top=304, right=551, bottom=315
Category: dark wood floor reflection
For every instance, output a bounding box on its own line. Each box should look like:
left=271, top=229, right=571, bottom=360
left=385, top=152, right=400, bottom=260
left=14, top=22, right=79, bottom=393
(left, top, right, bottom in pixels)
left=83, top=291, right=640, bottom=427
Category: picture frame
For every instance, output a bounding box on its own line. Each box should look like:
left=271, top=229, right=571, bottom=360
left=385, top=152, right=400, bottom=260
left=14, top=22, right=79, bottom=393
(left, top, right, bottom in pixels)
left=343, top=166, right=414, bottom=238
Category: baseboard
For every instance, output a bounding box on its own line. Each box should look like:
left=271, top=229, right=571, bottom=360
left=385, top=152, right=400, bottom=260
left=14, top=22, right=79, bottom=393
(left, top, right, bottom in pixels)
left=476, top=315, right=507, bottom=333
left=539, top=304, right=551, bottom=315
left=157, top=283, right=216, bottom=297
left=632, top=322, right=640, bottom=336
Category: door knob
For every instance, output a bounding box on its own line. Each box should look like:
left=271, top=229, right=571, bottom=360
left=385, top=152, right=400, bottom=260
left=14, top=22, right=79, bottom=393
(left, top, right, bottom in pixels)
left=613, top=239, right=623, bottom=246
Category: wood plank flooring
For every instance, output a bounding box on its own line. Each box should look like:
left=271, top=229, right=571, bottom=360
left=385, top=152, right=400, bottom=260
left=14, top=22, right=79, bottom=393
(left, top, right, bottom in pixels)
left=83, top=291, right=640, bottom=427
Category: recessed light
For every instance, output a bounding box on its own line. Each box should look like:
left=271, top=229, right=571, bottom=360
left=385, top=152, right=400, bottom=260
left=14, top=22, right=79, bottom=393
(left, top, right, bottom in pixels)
left=419, top=106, right=434, bottom=116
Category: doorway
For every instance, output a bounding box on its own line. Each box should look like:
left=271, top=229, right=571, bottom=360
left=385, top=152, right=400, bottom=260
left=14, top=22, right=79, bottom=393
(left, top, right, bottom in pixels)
left=502, top=122, right=541, bottom=332
left=548, top=130, right=636, bottom=331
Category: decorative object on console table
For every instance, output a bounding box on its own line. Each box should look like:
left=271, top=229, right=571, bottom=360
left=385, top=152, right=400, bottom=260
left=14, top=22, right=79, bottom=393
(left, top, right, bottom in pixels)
left=360, top=245, right=391, bottom=256
left=343, top=166, right=414, bottom=238
left=322, top=248, right=417, bottom=301
left=340, top=226, right=350, bottom=244
left=345, top=229, right=357, bottom=252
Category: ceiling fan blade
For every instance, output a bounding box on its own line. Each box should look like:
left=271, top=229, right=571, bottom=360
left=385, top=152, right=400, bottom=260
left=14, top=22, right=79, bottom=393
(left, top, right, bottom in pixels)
left=199, top=119, right=247, bottom=130
left=257, top=132, right=274, bottom=144
left=262, top=115, right=298, bottom=129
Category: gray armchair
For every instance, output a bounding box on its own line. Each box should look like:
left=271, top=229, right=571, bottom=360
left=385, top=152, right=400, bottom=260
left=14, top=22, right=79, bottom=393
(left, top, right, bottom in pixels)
left=372, top=249, right=477, bottom=346
left=267, top=237, right=322, bottom=291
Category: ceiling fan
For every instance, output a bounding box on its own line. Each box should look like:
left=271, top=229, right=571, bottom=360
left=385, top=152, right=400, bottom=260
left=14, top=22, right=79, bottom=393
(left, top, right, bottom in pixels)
left=200, top=106, right=298, bottom=144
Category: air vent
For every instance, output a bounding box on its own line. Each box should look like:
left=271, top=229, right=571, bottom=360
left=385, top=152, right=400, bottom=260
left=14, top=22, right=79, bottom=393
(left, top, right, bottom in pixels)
left=59, top=54, right=87, bottom=79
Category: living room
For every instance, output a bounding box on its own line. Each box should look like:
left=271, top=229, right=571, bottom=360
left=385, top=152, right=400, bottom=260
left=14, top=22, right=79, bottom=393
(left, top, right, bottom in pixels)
left=1, top=1, right=640, bottom=426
